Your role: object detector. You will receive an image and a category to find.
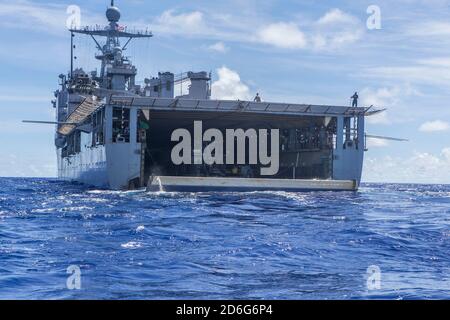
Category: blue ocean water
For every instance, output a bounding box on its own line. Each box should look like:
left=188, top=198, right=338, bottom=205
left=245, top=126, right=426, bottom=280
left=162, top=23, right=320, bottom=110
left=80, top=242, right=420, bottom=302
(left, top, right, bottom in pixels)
left=0, top=178, right=449, bottom=300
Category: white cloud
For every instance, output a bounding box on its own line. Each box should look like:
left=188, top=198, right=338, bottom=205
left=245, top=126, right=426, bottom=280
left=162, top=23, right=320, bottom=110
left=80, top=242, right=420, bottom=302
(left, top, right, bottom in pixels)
left=257, top=22, right=307, bottom=49
left=363, top=148, right=450, bottom=184
left=0, top=0, right=65, bottom=34
left=361, top=87, right=401, bottom=107
left=0, top=0, right=102, bottom=36
left=360, top=85, right=421, bottom=124
left=151, top=7, right=362, bottom=51
left=360, top=87, right=399, bottom=124
left=317, top=8, right=358, bottom=26
left=207, top=41, right=229, bottom=53
left=419, top=120, right=450, bottom=132
left=153, top=10, right=207, bottom=36
left=1, top=3, right=364, bottom=52
left=311, top=9, right=364, bottom=50
left=256, top=9, right=363, bottom=51
left=211, top=67, right=251, bottom=100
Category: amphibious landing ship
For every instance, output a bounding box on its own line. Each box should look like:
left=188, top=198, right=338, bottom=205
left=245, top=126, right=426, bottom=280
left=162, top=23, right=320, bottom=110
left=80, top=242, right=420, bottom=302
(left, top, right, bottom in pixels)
left=28, top=2, right=388, bottom=192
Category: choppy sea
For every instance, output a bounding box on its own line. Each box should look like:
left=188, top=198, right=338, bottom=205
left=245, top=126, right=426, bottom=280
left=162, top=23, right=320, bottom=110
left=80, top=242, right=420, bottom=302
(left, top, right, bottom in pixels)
left=0, top=178, right=449, bottom=300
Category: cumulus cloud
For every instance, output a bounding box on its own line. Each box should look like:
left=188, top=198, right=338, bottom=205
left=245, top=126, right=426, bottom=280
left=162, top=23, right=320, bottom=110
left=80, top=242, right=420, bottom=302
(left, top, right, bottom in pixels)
left=153, top=10, right=207, bottom=36
left=150, top=7, right=362, bottom=51
left=255, top=9, right=363, bottom=50
left=207, top=41, right=229, bottom=53
left=361, top=87, right=401, bottom=107
left=257, top=22, right=308, bottom=49
left=360, top=87, right=399, bottom=124
left=363, top=148, right=450, bottom=184
left=1, top=3, right=364, bottom=52
left=360, top=85, right=420, bottom=124
left=419, top=120, right=450, bottom=132
left=311, top=9, right=364, bottom=50
left=0, top=1, right=66, bottom=34
left=317, top=8, right=358, bottom=25
left=0, top=0, right=104, bottom=36
left=211, top=67, right=251, bottom=100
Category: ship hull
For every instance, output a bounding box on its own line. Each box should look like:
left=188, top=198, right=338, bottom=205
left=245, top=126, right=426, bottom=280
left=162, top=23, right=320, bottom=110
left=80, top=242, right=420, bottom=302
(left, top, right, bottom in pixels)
left=57, top=102, right=366, bottom=192
left=58, top=145, right=109, bottom=188
left=57, top=143, right=360, bottom=191
left=57, top=132, right=141, bottom=190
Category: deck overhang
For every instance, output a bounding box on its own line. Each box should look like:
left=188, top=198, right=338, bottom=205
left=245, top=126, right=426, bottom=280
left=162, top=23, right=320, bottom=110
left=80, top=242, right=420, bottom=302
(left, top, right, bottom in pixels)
left=108, top=96, right=380, bottom=118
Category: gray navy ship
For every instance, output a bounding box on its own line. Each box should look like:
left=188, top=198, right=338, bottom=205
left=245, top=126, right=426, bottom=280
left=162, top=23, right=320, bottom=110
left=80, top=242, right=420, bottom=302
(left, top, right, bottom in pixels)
left=28, top=1, right=390, bottom=192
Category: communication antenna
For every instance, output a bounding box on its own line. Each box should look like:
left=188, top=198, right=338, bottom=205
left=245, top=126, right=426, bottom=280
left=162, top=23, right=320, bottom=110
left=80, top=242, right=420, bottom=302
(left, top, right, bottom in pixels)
left=70, top=32, right=74, bottom=78
left=68, top=0, right=153, bottom=83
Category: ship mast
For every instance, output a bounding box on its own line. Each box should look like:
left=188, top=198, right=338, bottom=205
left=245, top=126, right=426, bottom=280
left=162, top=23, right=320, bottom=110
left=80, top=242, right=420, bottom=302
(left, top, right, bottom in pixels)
left=69, top=1, right=152, bottom=90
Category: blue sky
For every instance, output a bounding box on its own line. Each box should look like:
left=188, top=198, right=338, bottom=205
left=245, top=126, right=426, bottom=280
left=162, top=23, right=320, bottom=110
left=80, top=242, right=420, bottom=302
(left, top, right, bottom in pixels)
left=0, top=0, right=450, bottom=183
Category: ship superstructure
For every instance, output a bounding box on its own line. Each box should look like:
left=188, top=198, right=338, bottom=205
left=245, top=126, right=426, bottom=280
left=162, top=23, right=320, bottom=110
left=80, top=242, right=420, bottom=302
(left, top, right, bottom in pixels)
left=48, top=2, right=383, bottom=191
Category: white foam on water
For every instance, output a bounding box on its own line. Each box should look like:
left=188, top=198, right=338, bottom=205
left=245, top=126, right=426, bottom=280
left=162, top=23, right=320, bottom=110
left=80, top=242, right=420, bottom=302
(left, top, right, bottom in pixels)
left=31, top=208, right=58, bottom=213
left=121, top=241, right=142, bottom=249
left=258, top=190, right=310, bottom=203
left=136, top=225, right=145, bottom=232
left=87, top=189, right=144, bottom=196
left=89, top=197, right=109, bottom=203
left=156, top=177, right=164, bottom=192
left=61, top=206, right=94, bottom=212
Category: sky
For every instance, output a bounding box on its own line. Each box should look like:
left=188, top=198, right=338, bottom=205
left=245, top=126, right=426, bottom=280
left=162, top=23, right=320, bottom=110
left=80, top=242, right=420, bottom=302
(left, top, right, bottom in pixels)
left=0, top=0, right=449, bottom=184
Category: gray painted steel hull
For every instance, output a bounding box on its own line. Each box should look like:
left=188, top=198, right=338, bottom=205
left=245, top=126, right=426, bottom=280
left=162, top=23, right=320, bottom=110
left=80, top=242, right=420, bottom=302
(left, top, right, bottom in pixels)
left=58, top=131, right=141, bottom=190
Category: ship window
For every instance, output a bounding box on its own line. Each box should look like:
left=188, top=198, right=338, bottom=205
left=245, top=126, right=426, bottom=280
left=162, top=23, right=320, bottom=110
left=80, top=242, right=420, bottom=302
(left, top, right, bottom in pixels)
left=112, top=107, right=130, bottom=143
left=153, top=85, right=159, bottom=93
left=92, top=108, right=105, bottom=147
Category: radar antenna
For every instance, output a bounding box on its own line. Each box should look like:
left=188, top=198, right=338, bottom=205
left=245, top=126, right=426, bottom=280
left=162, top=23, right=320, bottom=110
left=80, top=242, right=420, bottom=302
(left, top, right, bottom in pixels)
left=68, top=1, right=152, bottom=86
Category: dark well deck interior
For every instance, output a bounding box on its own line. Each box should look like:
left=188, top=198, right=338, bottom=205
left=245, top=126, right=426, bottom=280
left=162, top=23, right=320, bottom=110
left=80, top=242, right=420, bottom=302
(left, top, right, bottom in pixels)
left=140, top=110, right=337, bottom=185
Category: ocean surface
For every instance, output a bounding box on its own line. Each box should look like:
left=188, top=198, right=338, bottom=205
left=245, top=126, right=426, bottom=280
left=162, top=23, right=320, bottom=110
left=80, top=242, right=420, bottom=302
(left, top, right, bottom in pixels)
left=0, top=178, right=449, bottom=300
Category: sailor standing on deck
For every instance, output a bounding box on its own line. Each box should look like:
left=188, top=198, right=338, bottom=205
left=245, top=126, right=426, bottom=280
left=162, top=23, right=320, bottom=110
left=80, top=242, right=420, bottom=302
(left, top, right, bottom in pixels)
left=254, top=93, right=262, bottom=103
left=351, top=92, right=359, bottom=107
